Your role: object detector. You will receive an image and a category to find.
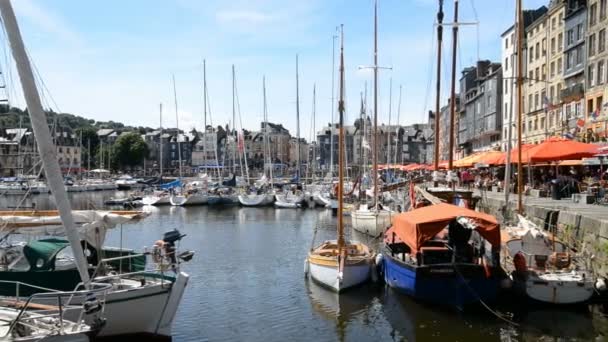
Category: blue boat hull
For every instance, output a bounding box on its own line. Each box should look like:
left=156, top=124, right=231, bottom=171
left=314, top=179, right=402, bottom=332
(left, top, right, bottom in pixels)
left=382, top=253, right=500, bottom=308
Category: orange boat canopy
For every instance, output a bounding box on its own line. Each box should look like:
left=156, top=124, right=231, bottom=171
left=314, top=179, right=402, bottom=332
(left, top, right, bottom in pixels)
left=385, top=203, right=500, bottom=254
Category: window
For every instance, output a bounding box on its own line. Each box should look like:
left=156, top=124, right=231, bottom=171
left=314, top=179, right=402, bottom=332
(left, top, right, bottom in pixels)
left=551, top=37, right=556, bottom=55
left=529, top=46, right=534, bottom=62
left=505, top=57, right=508, bottom=71
left=511, top=33, right=515, bottom=46
left=542, top=64, right=546, bottom=80
left=588, top=64, right=595, bottom=87
left=535, top=93, right=539, bottom=110
left=541, top=89, right=546, bottom=105
left=504, top=104, right=508, bottom=118
left=598, top=60, right=605, bottom=85
left=558, top=32, right=563, bottom=51
left=505, top=37, right=509, bottom=48
left=590, top=3, right=597, bottom=26
left=552, top=17, right=556, bottom=30
left=535, top=42, right=540, bottom=59
left=529, top=71, right=534, bottom=84
left=589, top=33, right=596, bottom=57
left=535, top=67, right=539, bottom=82
left=576, top=46, right=584, bottom=65
left=550, top=86, right=555, bottom=101
left=550, top=61, right=555, bottom=77
left=557, top=83, right=562, bottom=98
left=601, top=0, right=607, bottom=20
left=577, top=23, right=584, bottom=41
left=505, top=79, right=509, bottom=94
left=567, top=29, right=574, bottom=45
left=559, top=12, right=564, bottom=25
left=549, top=112, right=554, bottom=127
left=600, top=29, right=606, bottom=53
left=528, top=94, right=533, bottom=112
left=541, top=117, right=545, bottom=130
left=542, top=38, right=546, bottom=56
left=534, top=118, right=538, bottom=130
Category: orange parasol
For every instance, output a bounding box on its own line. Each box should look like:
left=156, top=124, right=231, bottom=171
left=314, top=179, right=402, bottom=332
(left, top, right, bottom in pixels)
left=526, top=137, right=598, bottom=163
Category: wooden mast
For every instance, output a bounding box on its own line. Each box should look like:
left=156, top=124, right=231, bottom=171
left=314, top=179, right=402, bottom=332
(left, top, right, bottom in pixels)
left=433, top=0, right=444, bottom=174
left=447, top=0, right=459, bottom=170
left=373, top=0, right=379, bottom=211
left=296, top=54, right=301, bottom=181
left=516, top=0, right=524, bottom=213
left=172, top=74, right=182, bottom=179
left=337, top=24, right=345, bottom=250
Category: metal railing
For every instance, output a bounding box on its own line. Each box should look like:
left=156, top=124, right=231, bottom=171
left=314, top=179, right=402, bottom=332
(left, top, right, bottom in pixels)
left=0, top=280, right=112, bottom=338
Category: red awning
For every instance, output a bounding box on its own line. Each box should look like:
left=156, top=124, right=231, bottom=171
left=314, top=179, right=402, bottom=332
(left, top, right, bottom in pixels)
left=385, top=203, right=500, bottom=254
left=526, top=137, right=598, bottom=162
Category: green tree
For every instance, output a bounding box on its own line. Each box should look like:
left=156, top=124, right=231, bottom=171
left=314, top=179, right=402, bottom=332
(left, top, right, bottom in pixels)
left=111, top=132, right=149, bottom=170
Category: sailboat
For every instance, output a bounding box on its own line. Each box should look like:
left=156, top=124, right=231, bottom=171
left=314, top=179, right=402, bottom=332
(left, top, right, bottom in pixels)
left=275, top=55, right=305, bottom=208
left=238, top=77, right=275, bottom=207
left=306, top=26, right=374, bottom=292
left=0, top=1, right=192, bottom=338
left=351, top=0, right=393, bottom=236
left=143, top=103, right=172, bottom=206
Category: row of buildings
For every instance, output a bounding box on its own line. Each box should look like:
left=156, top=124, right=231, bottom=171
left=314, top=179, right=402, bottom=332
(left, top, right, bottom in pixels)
left=433, top=0, right=608, bottom=161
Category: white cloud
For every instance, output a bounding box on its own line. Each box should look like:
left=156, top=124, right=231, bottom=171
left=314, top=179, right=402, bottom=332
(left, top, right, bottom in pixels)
left=12, top=0, right=82, bottom=46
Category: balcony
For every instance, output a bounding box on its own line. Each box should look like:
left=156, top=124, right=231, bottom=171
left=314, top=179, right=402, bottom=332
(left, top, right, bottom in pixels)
left=560, top=83, right=585, bottom=103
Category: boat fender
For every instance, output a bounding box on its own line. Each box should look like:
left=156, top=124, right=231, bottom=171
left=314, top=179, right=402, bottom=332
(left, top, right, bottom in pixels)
left=513, top=252, right=527, bottom=273
left=304, top=259, right=309, bottom=277
left=152, top=240, right=165, bottom=264
left=596, top=278, right=607, bottom=292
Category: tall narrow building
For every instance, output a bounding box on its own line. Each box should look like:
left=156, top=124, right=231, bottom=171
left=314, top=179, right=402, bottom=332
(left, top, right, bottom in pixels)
left=585, top=0, right=608, bottom=139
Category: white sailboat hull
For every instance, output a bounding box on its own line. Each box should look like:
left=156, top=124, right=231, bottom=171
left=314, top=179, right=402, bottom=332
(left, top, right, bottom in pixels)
left=351, top=208, right=393, bottom=237
left=238, top=194, right=275, bottom=206
left=308, top=261, right=371, bottom=292
left=142, top=195, right=171, bottom=206
left=73, top=272, right=190, bottom=337
left=521, top=273, right=595, bottom=305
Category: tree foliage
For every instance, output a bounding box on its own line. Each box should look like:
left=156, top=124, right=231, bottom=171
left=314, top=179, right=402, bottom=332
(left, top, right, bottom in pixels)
left=110, top=133, right=149, bottom=169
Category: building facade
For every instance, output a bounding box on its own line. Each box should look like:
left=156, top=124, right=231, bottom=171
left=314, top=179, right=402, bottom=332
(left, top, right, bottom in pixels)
left=459, top=61, right=503, bottom=154
left=561, top=0, right=587, bottom=136
left=546, top=1, right=567, bottom=138
left=523, top=11, right=549, bottom=144
left=585, top=0, right=608, bottom=139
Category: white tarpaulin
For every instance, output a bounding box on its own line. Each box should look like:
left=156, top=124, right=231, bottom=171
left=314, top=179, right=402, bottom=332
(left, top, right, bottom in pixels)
left=0, top=210, right=148, bottom=248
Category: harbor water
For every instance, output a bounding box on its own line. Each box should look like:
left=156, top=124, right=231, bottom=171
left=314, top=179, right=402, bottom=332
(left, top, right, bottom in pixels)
left=1, top=191, right=607, bottom=341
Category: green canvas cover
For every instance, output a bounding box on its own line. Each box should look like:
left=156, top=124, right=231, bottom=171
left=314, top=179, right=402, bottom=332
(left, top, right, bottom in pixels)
left=101, top=248, right=147, bottom=273
left=23, top=238, right=70, bottom=271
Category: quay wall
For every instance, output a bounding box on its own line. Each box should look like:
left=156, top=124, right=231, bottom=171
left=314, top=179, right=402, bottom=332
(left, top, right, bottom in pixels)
left=476, top=191, right=608, bottom=278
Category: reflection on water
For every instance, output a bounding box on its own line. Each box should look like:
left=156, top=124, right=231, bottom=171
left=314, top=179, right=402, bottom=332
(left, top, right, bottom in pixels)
left=1, top=191, right=606, bottom=341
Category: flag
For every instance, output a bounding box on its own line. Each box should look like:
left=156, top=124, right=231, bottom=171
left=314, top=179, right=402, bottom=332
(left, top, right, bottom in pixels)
left=576, top=118, right=585, bottom=129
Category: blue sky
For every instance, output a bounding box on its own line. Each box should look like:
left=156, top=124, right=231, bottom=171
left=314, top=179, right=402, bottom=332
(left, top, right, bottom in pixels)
left=6, top=0, right=546, bottom=139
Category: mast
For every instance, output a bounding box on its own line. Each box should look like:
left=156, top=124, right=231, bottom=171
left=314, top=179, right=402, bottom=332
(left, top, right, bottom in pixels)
left=232, top=65, right=237, bottom=175
left=433, top=0, right=444, bottom=174
left=330, top=31, right=338, bottom=177
left=395, top=85, right=402, bottom=165
left=159, top=103, right=163, bottom=179
left=263, top=76, right=274, bottom=185
left=447, top=0, right=459, bottom=170
left=387, top=77, right=392, bottom=172
left=87, top=138, right=90, bottom=178
left=296, top=54, right=301, bottom=181
left=337, top=24, right=345, bottom=250
left=172, top=74, right=183, bottom=179
left=516, top=0, right=524, bottom=213
left=0, top=0, right=90, bottom=284
left=203, top=60, right=207, bottom=130
left=373, top=0, right=379, bottom=211
left=311, top=84, right=316, bottom=181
